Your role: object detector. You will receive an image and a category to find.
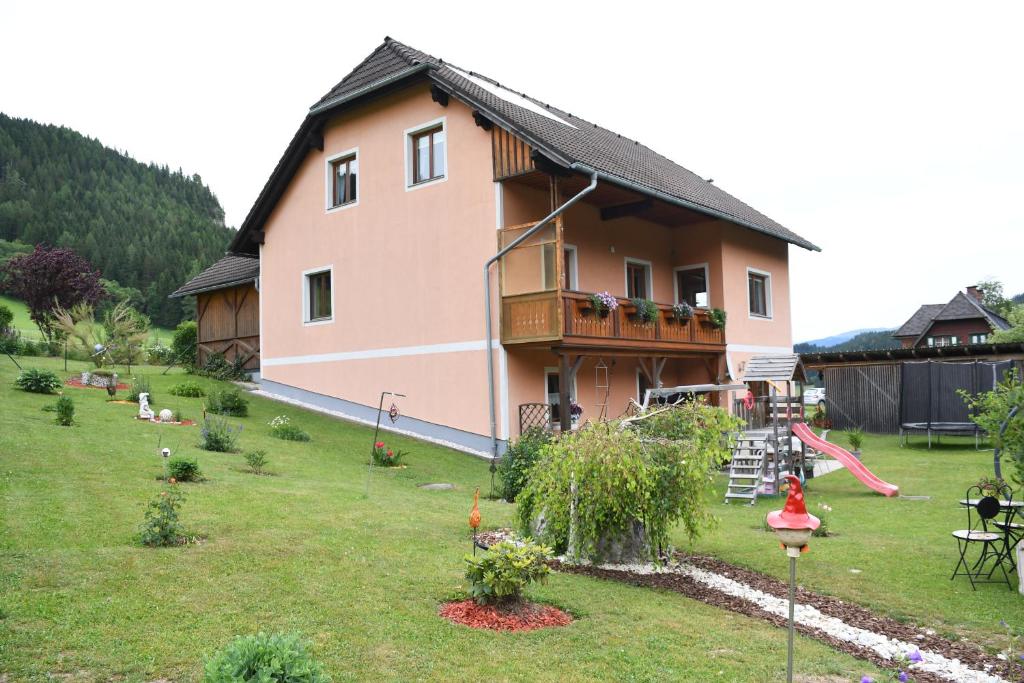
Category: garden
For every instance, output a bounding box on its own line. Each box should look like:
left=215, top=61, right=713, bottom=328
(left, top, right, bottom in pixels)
left=1, top=354, right=1022, bottom=681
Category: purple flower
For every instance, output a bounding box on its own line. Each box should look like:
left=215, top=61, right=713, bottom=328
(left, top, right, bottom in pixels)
left=898, top=672, right=908, bottom=682
left=861, top=677, right=874, bottom=683
left=907, top=649, right=922, bottom=663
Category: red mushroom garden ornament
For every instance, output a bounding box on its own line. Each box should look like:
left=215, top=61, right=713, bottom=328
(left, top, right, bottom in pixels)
left=767, top=474, right=821, bottom=683
left=469, top=487, right=481, bottom=554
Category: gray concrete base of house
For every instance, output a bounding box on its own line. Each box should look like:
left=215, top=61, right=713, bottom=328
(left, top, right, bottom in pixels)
left=254, top=378, right=507, bottom=460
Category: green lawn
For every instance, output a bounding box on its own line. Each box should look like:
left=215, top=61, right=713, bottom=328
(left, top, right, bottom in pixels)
left=0, top=356, right=881, bottom=682
left=0, top=294, right=175, bottom=345
left=685, top=433, right=1024, bottom=651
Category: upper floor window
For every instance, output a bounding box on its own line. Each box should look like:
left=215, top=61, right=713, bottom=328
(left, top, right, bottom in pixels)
left=747, top=268, right=772, bottom=318
left=326, top=149, right=358, bottom=211
left=676, top=265, right=709, bottom=307
left=563, top=245, right=578, bottom=290
left=625, top=259, right=652, bottom=299
left=303, top=267, right=333, bottom=324
left=407, top=118, right=447, bottom=187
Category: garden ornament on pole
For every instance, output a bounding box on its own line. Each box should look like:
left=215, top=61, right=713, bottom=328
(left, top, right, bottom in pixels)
left=469, top=487, right=481, bottom=555
left=364, top=391, right=406, bottom=498
left=767, top=474, right=820, bottom=683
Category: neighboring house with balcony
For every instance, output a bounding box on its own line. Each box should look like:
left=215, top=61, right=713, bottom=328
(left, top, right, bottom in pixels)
left=183, top=37, right=819, bottom=457
left=893, top=286, right=1011, bottom=349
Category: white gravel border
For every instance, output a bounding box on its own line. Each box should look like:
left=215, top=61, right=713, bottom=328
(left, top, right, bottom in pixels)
left=591, top=560, right=1009, bottom=683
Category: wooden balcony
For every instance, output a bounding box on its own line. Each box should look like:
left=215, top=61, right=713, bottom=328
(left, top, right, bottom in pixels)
left=501, top=290, right=725, bottom=353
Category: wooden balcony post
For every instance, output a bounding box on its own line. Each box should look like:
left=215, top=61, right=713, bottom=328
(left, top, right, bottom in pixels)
left=558, top=353, right=572, bottom=433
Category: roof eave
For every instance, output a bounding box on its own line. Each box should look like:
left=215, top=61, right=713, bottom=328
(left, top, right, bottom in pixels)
left=168, top=276, right=257, bottom=299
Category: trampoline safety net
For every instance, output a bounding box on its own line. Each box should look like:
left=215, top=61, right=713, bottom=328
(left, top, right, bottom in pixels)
left=900, top=360, right=1016, bottom=431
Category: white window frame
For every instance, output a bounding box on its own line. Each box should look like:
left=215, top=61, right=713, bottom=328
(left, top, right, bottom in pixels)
left=563, top=244, right=579, bottom=291
left=543, top=367, right=579, bottom=426
left=301, top=265, right=335, bottom=326
left=404, top=116, right=448, bottom=191
left=746, top=267, right=773, bottom=320
left=624, top=257, right=654, bottom=300
left=970, top=333, right=988, bottom=344
left=673, top=262, right=710, bottom=308
left=324, top=147, right=359, bottom=213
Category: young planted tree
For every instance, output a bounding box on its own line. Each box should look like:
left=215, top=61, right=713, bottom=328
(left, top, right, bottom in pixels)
left=53, top=300, right=148, bottom=369
left=2, top=245, right=105, bottom=340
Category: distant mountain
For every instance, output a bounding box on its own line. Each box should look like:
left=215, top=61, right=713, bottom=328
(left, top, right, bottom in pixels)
left=0, top=113, right=234, bottom=326
left=798, top=328, right=890, bottom=348
left=795, top=329, right=899, bottom=354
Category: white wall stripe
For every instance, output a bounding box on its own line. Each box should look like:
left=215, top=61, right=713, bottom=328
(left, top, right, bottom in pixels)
left=726, top=343, right=794, bottom=354
left=262, top=339, right=500, bottom=367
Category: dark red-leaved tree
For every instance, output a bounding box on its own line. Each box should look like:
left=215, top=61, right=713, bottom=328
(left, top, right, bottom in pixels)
left=2, top=245, right=106, bottom=340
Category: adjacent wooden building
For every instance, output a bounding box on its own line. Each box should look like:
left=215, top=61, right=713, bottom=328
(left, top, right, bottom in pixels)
left=169, top=255, right=260, bottom=371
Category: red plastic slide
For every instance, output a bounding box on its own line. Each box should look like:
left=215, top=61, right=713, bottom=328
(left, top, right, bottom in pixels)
left=792, top=423, right=899, bottom=497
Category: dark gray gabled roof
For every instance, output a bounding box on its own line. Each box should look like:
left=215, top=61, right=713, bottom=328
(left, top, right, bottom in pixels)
left=894, top=304, right=945, bottom=338
left=169, top=254, right=259, bottom=298
left=231, top=37, right=818, bottom=253
left=933, top=292, right=1011, bottom=330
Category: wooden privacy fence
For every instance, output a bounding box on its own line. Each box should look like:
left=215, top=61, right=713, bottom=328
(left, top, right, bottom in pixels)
left=823, top=364, right=901, bottom=433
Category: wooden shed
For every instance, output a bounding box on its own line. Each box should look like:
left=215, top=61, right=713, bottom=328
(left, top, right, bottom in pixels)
left=169, top=255, right=260, bottom=370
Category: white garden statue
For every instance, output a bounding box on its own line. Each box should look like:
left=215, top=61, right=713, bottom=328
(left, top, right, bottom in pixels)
left=138, top=392, right=155, bottom=420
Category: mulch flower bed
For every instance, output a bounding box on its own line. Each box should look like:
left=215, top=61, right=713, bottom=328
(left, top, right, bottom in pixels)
left=554, top=554, right=1020, bottom=683
left=135, top=417, right=196, bottom=426
left=66, top=377, right=130, bottom=391
left=439, top=599, right=572, bottom=631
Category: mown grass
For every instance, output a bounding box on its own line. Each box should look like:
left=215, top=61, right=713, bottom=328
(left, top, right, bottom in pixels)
left=685, top=432, right=1024, bottom=651
left=0, top=294, right=174, bottom=345
left=0, top=356, right=880, bottom=682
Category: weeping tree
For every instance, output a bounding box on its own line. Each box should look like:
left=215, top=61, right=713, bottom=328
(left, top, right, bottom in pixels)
left=516, top=401, right=741, bottom=563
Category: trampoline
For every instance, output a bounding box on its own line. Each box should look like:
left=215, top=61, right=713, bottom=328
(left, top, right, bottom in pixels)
left=898, top=360, right=1015, bottom=447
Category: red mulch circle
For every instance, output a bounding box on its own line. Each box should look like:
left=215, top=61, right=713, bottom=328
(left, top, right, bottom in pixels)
left=135, top=417, right=196, bottom=426
left=439, top=599, right=572, bottom=631
left=65, top=377, right=130, bottom=391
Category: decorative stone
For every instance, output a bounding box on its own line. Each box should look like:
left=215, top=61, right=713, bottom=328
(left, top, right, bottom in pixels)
left=159, top=409, right=174, bottom=423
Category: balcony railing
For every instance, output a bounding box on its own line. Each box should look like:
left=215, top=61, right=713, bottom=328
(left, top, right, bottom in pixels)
left=501, top=290, right=726, bottom=348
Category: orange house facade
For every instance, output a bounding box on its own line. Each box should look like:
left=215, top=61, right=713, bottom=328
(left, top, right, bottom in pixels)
left=214, top=38, right=818, bottom=457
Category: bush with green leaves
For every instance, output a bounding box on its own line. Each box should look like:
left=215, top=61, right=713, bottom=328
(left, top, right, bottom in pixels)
left=518, top=402, right=742, bottom=562
left=167, top=457, right=201, bottom=482
left=138, top=485, right=186, bottom=547
left=128, top=375, right=152, bottom=403
left=171, top=321, right=197, bottom=368
left=708, top=307, right=727, bottom=329
left=54, top=395, right=75, bottom=426
left=15, top=368, right=62, bottom=394
left=464, top=540, right=551, bottom=606
left=145, top=344, right=176, bottom=365
left=203, top=632, right=330, bottom=683
left=198, top=352, right=251, bottom=381
left=629, top=297, right=659, bottom=324
left=962, top=370, right=1024, bottom=486
left=244, top=450, right=269, bottom=475
left=497, top=427, right=552, bottom=502
left=268, top=415, right=310, bottom=442
left=206, top=389, right=249, bottom=417
left=169, top=380, right=205, bottom=398
left=199, top=417, right=242, bottom=452
left=0, top=304, right=12, bottom=333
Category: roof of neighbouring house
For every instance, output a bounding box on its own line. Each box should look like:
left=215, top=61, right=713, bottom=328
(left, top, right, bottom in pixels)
left=229, top=37, right=819, bottom=254
left=168, top=254, right=259, bottom=298
left=893, top=292, right=1011, bottom=340
left=742, top=354, right=807, bottom=383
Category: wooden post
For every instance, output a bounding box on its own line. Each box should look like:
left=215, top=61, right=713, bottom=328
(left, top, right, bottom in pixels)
left=558, top=353, right=572, bottom=433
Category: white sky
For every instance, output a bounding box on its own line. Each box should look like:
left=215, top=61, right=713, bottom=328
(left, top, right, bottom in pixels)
left=2, top=1, right=1022, bottom=341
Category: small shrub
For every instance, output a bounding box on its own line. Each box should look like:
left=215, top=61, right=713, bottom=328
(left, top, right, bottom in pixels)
left=197, top=352, right=251, bottom=381
left=497, top=427, right=552, bottom=502
left=206, top=389, right=249, bottom=417
left=846, top=427, right=864, bottom=451
left=0, top=304, right=12, bottom=333
left=203, top=632, right=330, bottom=683
left=464, top=540, right=552, bottom=605
left=15, top=368, right=62, bottom=394
left=244, top=450, right=269, bottom=475
left=813, top=503, right=833, bottom=537
left=371, top=440, right=406, bottom=466
left=54, top=395, right=75, bottom=426
left=171, top=321, right=197, bottom=368
left=167, top=457, right=201, bottom=482
left=172, top=409, right=187, bottom=423
left=269, top=415, right=310, bottom=442
left=128, top=375, right=152, bottom=403
left=138, top=485, right=186, bottom=547
left=169, top=380, right=206, bottom=398
left=199, top=417, right=242, bottom=452
left=146, top=344, right=176, bottom=365
left=18, top=340, right=41, bottom=357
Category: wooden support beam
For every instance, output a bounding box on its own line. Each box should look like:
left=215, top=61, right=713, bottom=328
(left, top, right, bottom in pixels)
left=473, top=111, right=493, bottom=130
left=430, top=85, right=449, bottom=107
left=558, top=353, right=572, bottom=433
left=652, top=357, right=667, bottom=388
left=600, top=198, right=653, bottom=221
left=568, top=355, right=584, bottom=384
left=637, top=357, right=654, bottom=384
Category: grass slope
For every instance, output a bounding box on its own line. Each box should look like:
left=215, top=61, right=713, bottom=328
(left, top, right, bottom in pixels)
left=0, top=294, right=174, bottom=345
left=0, top=357, right=878, bottom=682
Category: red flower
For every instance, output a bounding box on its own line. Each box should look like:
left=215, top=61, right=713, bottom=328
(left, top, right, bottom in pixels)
left=375, top=441, right=385, bottom=449
left=386, top=450, right=393, bottom=458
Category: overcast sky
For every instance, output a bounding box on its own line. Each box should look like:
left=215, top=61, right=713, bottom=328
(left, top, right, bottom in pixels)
left=2, top=1, right=1021, bottom=341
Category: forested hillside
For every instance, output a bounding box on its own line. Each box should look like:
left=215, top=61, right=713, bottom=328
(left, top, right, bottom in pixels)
left=795, top=329, right=899, bottom=354
left=0, top=113, right=233, bottom=326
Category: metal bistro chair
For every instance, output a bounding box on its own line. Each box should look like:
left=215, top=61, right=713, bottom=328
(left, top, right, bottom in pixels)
left=951, top=484, right=1014, bottom=590
left=993, top=489, right=1024, bottom=571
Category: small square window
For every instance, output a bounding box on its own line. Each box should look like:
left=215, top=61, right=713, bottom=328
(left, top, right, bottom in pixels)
left=328, top=153, right=358, bottom=208
left=748, top=270, right=771, bottom=318
left=305, top=270, right=332, bottom=322
left=409, top=124, right=446, bottom=185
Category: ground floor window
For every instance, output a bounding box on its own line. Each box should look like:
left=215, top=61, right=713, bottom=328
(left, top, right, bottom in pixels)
left=927, top=335, right=957, bottom=347
left=545, top=369, right=577, bottom=424
left=304, top=268, right=333, bottom=323
left=969, top=333, right=988, bottom=344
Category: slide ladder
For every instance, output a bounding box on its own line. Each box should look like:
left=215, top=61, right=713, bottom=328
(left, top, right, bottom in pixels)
left=792, top=423, right=899, bottom=497
left=725, top=437, right=767, bottom=504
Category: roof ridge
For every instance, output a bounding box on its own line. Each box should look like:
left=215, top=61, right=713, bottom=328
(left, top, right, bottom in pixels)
left=310, top=39, right=395, bottom=110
